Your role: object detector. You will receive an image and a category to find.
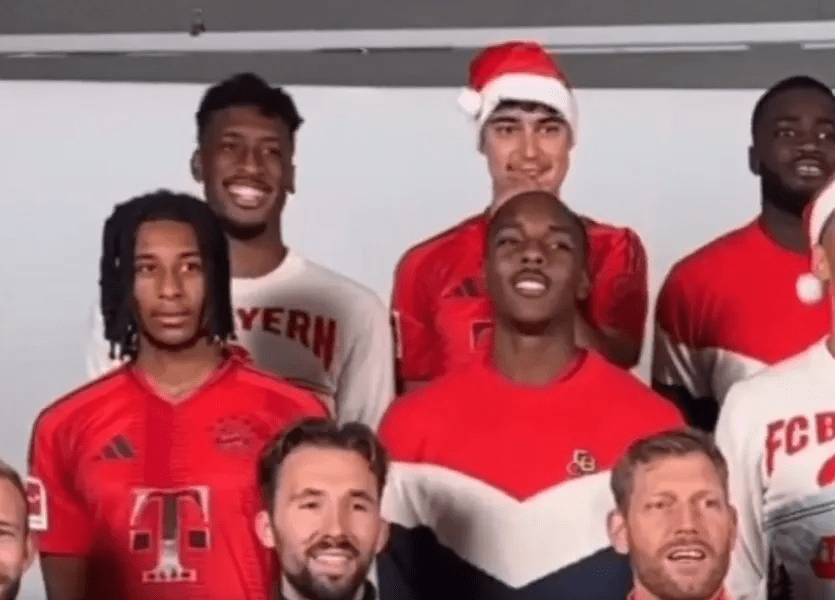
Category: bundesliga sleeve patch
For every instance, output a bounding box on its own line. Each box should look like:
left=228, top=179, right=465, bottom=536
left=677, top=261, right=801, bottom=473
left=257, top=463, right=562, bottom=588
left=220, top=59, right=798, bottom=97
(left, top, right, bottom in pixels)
left=25, top=476, right=48, bottom=531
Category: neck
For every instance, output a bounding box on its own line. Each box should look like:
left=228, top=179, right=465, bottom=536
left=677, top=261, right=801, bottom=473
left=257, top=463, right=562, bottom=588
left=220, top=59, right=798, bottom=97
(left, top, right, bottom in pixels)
left=134, top=338, right=224, bottom=401
left=760, top=197, right=808, bottom=254
left=631, top=581, right=724, bottom=600
left=492, top=319, right=578, bottom=385
left=281, top=577, right=367, bottom=600
left=227, top=217, right=287, bottom=279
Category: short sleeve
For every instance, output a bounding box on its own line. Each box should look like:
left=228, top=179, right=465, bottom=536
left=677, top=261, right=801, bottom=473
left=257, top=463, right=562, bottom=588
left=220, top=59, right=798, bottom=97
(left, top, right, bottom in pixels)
left=587, top=227, right=648, bottom=343
left=391, top=251, right=440, bottom=383
left=27, top=416, right=94, bottom=556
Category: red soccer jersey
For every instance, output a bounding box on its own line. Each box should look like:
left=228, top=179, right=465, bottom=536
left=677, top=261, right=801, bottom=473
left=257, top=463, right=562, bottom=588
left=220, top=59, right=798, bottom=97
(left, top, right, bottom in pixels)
left=378, top=350, right=683, bottom=597
left=652, top=219, right=831, bottom=409
left=27, top=354, right=327, bottom=600
left=391, top=212, right=648, bottom=382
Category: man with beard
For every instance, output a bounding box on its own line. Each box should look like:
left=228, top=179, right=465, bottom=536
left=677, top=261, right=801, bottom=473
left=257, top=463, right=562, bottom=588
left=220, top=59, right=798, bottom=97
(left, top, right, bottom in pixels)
left=607, top=429, right=736, bottom=600
left=256, top=418, right=423, bottom=600
left=0, top=462, right=34, bottom=600
left=715, top=175, right=835, bottom=600
left=29, top=191, right=327, bottom=600
left=392, top=41, right=650, bottom=393
left=379, top=190, right=684, bottom=599
left=652, top=76, right=835, bottom=432
left=87, top=73, right=395, bottom=429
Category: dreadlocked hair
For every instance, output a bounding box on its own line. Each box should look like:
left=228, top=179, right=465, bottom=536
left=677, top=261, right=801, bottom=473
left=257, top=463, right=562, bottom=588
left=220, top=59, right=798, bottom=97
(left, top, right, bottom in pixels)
left=99, top=189, right=235, bottom=361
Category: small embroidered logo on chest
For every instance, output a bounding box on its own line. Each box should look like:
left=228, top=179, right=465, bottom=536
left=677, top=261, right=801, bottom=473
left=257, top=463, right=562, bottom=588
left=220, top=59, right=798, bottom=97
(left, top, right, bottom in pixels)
left=566, top=450, right=598, bottom=477
left=211, top=417, right=256, bottom=454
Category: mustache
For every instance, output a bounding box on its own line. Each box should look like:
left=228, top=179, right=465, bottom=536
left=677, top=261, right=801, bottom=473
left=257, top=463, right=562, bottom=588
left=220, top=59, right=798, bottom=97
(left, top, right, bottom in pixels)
left=306, top=536, right=360, bottom=558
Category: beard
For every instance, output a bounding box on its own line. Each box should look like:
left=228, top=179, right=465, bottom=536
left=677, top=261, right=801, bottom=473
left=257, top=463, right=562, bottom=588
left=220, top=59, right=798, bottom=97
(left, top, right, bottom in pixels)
left=631, top=539, right=730, bottom=600
left=761, top=163, right=816, bottom=218
left=217, top=215, right=268, bottom=241
left=283, top=537, right=371, bottom=600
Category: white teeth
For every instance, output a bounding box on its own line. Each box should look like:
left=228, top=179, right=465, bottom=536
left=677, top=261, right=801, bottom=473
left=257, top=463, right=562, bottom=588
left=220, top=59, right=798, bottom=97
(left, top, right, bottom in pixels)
left=669, top=549, right=706, bottom=560
left=515, top=280, right=546, bottom=292
left=227, top=185, right=266, bottom=207
left=797, top=164, right=823, bottom=177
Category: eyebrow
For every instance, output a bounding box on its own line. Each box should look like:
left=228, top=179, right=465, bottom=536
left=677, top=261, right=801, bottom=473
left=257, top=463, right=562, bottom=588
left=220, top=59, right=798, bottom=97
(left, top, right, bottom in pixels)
left=289, top=488, right=377, bottom=503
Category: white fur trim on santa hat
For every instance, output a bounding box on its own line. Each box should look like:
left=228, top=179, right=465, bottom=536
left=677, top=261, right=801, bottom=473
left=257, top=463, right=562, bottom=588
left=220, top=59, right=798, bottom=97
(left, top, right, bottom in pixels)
left=797, top=272, right=825, bottom=304
left=465, top=73, right=578, bottom=139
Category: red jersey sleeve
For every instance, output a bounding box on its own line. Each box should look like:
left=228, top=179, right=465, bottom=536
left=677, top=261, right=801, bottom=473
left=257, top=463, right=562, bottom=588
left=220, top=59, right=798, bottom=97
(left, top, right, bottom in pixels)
left=588, top=227, right=649, bottom=343
left=391, top=250, right=440, bottom=383
left=27, top=414, right=94, bottom=556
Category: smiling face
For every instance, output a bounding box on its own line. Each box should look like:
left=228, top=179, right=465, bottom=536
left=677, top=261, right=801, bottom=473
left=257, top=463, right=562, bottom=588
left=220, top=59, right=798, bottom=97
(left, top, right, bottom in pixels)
left=609, top=453, right=737, bottom=600
left=485, top=191, right=589, bottom=333
left=481, top=101, right=573, bottom=209
left=257, top=445, right=388, bottom=600
left=193, top=105, right=295, bottom=239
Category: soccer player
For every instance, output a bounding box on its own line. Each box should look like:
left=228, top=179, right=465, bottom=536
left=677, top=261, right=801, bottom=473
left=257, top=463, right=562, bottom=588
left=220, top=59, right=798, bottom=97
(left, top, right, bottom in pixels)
left=715, top=175, right=835, bottom=600
left=0, top=462, right=35, bottom=600
left=607, top=429, right=737, bottom=600
left=87, top=73, right=394, bottom=429
left=392, top=41, right=649, bottom=391
left=256, top=418, right=425, bottom=600
left=28, top=191, right=327, bottom=600
left=380, top=190, right=684, bottom=599
left=652, top=76, right=835, bottom=432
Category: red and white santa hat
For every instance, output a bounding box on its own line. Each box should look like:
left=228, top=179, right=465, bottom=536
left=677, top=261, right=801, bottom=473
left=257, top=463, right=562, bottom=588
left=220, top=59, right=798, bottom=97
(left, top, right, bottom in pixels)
left=797, top=175, right=835, bottom=303
left=458, top=41, right=578, bottom=141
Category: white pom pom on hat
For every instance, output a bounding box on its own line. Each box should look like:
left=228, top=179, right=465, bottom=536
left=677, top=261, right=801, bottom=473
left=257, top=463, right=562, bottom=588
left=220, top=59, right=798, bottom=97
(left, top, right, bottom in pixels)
left=796, top=272, right=825, bottom=304
left=796, top=175, right=835, bottom=304
left=458, top=41, right=578, bottom=142
left=457, top=88, right=483, bottom=117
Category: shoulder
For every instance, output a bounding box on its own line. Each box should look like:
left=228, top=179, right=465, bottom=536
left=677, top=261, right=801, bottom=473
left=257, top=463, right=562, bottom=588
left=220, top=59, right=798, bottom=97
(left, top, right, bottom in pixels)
left=228, top=360, right=329, bottom=416
left=583, top=217, right=646, bottom=253
left=582, top=353, right=684, bottom=424
left=294, top=256, right=387, bottom=313
left=33, top=368, right=131, bottom=435
left=380, top=369, right=471, bottom=443
left=725, top=342, right=824, bottom=411
left=393, top=214, right=484, bottom=279
left=661, top=221, right=759, bottom=295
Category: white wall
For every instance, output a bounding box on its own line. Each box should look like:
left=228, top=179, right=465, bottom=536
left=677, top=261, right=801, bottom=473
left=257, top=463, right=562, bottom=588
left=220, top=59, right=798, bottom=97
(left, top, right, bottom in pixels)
left=0, top=81, right=760, bottom=598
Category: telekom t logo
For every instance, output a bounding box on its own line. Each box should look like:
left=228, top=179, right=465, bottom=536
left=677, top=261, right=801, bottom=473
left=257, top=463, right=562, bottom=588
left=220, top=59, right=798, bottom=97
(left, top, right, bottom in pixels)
left=129, top=486, right=211, bottom=583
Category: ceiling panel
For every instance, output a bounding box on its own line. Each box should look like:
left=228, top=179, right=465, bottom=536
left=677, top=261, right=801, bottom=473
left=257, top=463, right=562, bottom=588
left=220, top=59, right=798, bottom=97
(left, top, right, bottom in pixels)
left=1, top=45, right=832, bottom=89
left=0, top=0, right=826, bottom=35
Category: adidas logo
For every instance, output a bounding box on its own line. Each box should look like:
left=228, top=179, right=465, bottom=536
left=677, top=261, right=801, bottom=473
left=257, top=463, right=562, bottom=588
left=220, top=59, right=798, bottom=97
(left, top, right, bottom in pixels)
left=98, top=435, right=135, bottom=461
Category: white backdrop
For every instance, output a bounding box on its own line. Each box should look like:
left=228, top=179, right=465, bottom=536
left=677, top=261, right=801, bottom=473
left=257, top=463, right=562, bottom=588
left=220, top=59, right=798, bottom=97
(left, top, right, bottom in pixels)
left=0, top=81, right=760, bottom=598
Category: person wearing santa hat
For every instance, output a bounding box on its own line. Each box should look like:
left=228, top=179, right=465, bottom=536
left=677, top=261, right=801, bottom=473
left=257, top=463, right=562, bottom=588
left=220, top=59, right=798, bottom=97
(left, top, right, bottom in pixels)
left=714, top=173, right=835, bottom=600
left=652, top=75, right=835, bottom=433
left=390, top=40, right=649, bottom=393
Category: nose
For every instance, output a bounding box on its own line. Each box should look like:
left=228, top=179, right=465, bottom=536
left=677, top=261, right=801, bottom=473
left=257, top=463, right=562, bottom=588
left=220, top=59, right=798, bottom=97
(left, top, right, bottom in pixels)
left=322, top=503, right=349, bottom=537
left=520, top=239, right=546, bottom=266
left=520, top=127, right=540, bottom=160
left=239, top=146, right=265, bottom=175
left=157, top=267, right=184, bottom=299
left=672, top=502, right=701, bottom=534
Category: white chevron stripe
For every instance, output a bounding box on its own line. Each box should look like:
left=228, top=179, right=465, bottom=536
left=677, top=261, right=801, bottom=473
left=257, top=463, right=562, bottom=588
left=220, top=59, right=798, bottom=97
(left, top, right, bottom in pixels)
left=381, top=461, right=616, bottom=588
left=651, top=326, right=769, bottom=403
